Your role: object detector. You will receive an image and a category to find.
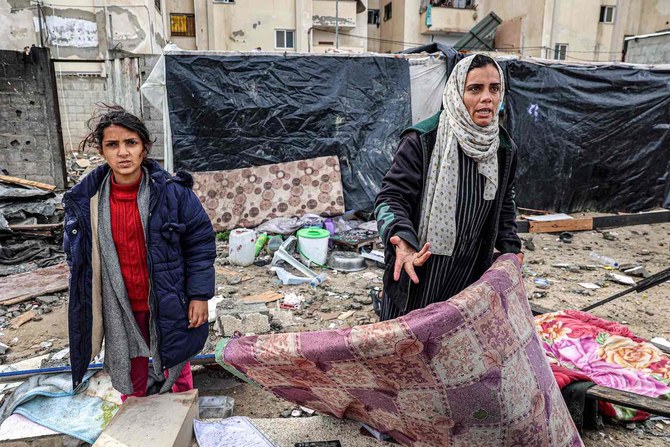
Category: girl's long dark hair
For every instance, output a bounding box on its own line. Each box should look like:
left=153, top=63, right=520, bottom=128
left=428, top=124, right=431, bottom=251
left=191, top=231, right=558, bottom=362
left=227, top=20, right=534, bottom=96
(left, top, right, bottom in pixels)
left=80, top=104, right=154, bottom=154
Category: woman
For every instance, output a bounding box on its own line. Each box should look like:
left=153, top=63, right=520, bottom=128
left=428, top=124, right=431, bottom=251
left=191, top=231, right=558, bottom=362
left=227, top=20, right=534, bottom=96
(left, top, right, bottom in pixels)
left=63, top=107, right=216, bottom=397
left=375, top=54, right=523, bottom=321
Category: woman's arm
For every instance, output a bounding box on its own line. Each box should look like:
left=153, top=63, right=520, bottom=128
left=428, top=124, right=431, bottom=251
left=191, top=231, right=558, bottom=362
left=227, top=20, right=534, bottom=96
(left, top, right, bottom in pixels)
left=375, top=131, right=425, bottom=252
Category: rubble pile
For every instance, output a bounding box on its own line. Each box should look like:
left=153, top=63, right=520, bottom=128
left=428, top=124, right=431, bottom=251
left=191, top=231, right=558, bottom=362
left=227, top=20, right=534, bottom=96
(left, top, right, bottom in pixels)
left=0, top=177, right=65, bottom=277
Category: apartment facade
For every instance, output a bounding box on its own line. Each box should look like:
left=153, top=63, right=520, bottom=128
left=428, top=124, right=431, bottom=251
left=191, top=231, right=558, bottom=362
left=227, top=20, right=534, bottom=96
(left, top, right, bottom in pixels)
left=166, top=0, right=370, bottom=53
left=377, top=0, right=670, bottom=61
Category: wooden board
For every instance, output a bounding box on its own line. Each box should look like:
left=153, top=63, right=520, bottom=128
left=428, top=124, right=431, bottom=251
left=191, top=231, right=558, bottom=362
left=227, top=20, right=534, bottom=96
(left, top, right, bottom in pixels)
left=518, top=210, right=670, bottom=234
left=527, top=218, right=593, bottom=234
left=593, top=210, right=670, bottom=229
left=529, top=303, right=556, bottom=316
left=587, top=385, right=670, bottom=418
left=9, top=223, right=62, bottom=232
left=0, top=175, right=56, bottom=191
left=240, top=291, right=283, bottom=304
left=0, top=264, right=69, bottom=304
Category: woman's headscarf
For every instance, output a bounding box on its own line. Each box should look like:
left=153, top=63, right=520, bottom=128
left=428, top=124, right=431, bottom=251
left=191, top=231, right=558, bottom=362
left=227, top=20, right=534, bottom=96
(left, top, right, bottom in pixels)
left=417, top=55, right=505, bottom=256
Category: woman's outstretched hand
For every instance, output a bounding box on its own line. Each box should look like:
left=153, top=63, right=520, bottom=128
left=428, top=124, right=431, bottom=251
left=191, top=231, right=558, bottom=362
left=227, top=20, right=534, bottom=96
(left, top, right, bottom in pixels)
left=390, top=235, right=432, bottom=284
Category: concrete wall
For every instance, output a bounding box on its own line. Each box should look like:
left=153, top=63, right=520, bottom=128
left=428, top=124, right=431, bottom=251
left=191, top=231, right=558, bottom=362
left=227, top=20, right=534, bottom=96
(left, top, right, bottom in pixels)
left=0, top=48, right=66, bottom=188
left=626, top=33, right=670, bottom=64
left=54, top=55, right=163, bottom=161
left=367, top=0, right=381, bottom=52
left=0, top=0, right=166, bottom=59
left=56, top=74, right=107, bottom=154
left=166, top=0, right=197, bottom=50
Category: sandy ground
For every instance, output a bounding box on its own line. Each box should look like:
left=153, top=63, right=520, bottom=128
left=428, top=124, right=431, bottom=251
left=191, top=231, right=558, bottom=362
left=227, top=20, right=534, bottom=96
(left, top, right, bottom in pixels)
left=2, top=221, right=669, bottom=446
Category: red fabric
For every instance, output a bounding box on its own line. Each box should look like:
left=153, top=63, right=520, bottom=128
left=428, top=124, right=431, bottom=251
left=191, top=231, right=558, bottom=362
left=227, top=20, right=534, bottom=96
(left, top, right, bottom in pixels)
left=110, top=174, right=150, bottom=313
left=121, top=311, right=194, bottom=402
left=551, top=364, right=592, bottom=389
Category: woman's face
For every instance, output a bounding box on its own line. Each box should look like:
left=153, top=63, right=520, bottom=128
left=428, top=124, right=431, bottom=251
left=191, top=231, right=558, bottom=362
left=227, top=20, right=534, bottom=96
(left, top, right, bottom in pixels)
left=462, top=64, right=501, bottom=127
left=100, top=124, right=146, bottom=184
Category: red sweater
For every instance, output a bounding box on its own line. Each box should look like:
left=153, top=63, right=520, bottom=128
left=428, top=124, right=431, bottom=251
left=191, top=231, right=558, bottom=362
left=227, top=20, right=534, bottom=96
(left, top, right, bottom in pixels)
left=110, top=175, right=150, bottom=313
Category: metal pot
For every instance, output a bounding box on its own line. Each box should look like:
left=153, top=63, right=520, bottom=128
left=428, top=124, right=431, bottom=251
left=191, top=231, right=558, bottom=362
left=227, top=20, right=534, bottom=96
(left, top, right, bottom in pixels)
left=327, top=251, right=367, bottom=272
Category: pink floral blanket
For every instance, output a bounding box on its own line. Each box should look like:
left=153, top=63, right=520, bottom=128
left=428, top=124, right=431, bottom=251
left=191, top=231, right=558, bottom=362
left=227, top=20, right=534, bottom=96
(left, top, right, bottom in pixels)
left=222, top=255, right=582, bottom=446
left=536, top=310, right=670, bottom=421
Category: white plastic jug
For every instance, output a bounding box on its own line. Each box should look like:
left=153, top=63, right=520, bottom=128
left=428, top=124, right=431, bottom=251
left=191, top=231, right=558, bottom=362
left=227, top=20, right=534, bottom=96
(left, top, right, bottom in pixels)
left=229, top=229, right=256, bottom=266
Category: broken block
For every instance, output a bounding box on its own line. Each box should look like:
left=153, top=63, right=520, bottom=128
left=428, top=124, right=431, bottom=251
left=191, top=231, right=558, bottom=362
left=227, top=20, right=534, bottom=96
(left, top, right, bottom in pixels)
left=215, top=300, right=271, bottom=336
left=93, top=389, right=198, bottom=447
left=217, top=313, right=271, bottom=337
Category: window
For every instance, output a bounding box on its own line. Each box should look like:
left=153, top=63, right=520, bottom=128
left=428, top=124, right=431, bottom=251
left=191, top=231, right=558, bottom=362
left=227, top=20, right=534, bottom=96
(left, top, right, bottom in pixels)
left=368, top=9, right=380, bottom=26
left=383, top=2, right=392, bottom=21
left=214, top=0, right=235, bottom=3
left=554, top=43, right=567, bottom=60
left=154, top=0, right=161, bottom=12
left=600, top=5, right=615, bottom=23
left=431, top=0, right=473, bottom=8
left=170, top=14, right=195, bottom=37
left=275, top=30, right=295, bottom=49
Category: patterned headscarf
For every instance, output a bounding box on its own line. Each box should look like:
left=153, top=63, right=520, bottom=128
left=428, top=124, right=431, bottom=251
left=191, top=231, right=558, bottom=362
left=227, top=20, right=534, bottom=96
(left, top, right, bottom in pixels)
left=418, top=55, right=505, bottom=256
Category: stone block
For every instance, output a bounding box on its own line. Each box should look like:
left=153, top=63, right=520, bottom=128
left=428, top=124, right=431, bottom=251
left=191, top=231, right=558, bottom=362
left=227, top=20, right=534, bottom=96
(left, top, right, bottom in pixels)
left=217, top=313, right=271, bottom=337
left=94, top=389, right=198, bottom=447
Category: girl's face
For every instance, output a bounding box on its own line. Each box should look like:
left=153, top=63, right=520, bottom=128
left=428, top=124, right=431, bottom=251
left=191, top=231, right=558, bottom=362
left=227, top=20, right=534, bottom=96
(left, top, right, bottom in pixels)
left=462, top=64, right=501, bottom=127
left=100, top=125, right=145, bottom=184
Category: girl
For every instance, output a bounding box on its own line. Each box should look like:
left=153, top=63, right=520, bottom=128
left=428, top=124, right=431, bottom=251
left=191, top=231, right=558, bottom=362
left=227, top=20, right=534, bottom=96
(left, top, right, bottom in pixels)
left=63, top=106, right=216, bottom=398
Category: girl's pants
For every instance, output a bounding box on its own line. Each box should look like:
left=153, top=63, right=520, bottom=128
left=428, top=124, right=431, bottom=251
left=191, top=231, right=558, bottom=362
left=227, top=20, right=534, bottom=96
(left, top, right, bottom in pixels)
left=121, top=311, right=193, bottom=402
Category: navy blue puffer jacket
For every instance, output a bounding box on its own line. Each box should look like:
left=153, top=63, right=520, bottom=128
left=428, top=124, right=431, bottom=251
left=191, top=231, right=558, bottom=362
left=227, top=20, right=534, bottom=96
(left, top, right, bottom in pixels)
left=63, top=159, right=216, bottom=389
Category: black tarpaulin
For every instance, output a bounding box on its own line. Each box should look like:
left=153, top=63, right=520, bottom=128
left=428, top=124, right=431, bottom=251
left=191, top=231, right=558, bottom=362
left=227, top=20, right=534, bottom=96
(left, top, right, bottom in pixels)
left=500, top=60, right=670, bottom=212
left=165, top=54, right=412, bottom=211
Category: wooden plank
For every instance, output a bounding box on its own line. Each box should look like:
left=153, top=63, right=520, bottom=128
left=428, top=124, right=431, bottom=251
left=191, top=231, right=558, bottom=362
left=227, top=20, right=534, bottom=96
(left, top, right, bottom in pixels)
left=10, top=310, right=36, bottom=329
left=529, top=303, right=555, bottom=315
left=0, top=175, right=56, bottom=191
left=593, top=210, right=670, bottom=229
left=240, top=291, right=283, bottom=304
left=528, top=218, right=593, bottom=234
left=518, top=207, right=553, bottom=215
left=2, top=284, right=69, bottom=306
left=587, top=385, right=670, bottom=418
left=0, top=264, right=69, bottom=304
left=8, top=223, right=62, bottom=232
left=516, top=220, right=530, bottom=233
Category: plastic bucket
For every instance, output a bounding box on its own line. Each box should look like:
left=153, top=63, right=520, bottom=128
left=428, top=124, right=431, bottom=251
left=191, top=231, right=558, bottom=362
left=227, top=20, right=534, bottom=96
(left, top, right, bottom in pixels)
left=297, top=227, right=330, bottom=267
left=229, top=228, right=256, bottom=266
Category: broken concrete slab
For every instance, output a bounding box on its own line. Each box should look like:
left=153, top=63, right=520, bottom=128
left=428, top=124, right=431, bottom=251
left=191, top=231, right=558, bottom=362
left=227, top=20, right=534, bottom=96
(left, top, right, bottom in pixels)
left=607, top=272, right=636, bottom=286
left=0, top=413, right=81, bottom=447
left=94, top=389, right=198, bottom=447
left=623, top=266, right=651, bottom=278
left=217, top=313, right=271, bottom=337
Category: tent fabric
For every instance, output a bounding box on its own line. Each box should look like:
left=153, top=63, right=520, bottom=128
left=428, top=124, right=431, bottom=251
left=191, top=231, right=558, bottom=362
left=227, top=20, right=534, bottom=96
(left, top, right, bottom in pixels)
left=165, top=53, right=412, bottom=211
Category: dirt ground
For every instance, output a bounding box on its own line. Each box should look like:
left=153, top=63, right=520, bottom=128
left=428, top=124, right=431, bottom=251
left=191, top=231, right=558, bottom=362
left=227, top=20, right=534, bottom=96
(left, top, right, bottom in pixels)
left=2, top=221, right=669, bottom=446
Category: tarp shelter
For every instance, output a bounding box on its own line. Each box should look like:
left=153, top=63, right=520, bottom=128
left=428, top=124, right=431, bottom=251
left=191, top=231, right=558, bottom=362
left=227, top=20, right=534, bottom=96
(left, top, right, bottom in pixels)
left=142, top=47, right=447, bottom=211
left=143, top=45, right=670, bottom=213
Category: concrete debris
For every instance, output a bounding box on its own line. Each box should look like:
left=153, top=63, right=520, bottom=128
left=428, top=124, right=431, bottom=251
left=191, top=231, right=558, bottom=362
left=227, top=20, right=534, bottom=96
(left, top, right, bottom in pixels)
left=217, top=313, right=271, bottom=337
left=0, top=343, right=9, bottom=355
left=282, top=293, right=305, bottom=308
left=606, top=272, right=636, bottom=286
left=623, top=266, right=651, bottom=278
left=578, top=282, right=601, bottom=290
left=35, top=295, right=59, bottom=306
